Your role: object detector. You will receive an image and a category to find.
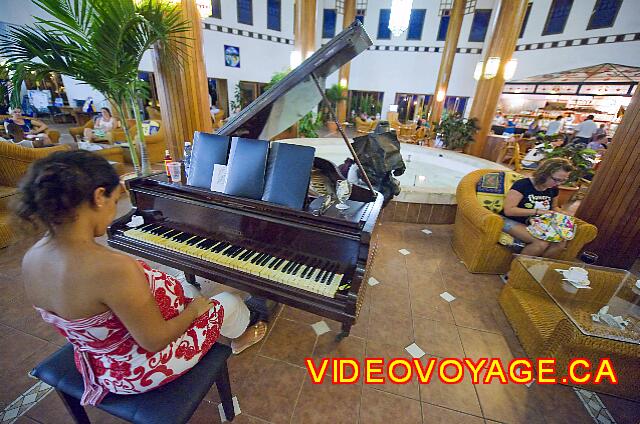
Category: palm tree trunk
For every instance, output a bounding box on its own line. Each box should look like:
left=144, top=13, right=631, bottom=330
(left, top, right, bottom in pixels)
left=112, top=100, right=141, bottom=175
left=129, top=93, right=152, bottom=176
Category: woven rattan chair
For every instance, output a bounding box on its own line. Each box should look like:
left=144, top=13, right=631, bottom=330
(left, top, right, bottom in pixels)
left=452, top=169, right=598, bottom=274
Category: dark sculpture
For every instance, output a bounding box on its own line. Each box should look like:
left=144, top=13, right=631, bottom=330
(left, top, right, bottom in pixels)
left=351, top=131, right=406, bottom=206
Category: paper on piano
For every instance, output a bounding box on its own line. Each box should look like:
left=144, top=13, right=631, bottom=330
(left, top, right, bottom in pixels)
left=210, top=164, right=228, bottom=192
left=126, top=215, right=144, bottom=228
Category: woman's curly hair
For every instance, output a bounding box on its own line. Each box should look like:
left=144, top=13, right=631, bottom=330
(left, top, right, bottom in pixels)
left=13, top=150, right=120, bottom=234
left=532, top=157, right=574, bottom=186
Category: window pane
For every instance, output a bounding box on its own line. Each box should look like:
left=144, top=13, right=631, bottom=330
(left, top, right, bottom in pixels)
left=322, top=9, right=337, bottom=39
left=543, top=0, right=573, bottom=35
left=407, top=9, right=426, bottom=40
left=469, top=9, right=491, bottom=42
left=587, top=0, right=622, bottom=30
left=377, top=9, right=391, bottom=39
left=237, top=0, right=253, bottom=25
left=211, top=0, right=221, bottom=19
left=519, top=3, right=532, bottom=38
left=267, top=0, right=280, bottom=31
left=437, top=11, right=450, bottom=41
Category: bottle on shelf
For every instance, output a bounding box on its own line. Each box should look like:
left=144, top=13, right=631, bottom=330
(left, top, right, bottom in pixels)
left=163, top=149, right=173, bottom=177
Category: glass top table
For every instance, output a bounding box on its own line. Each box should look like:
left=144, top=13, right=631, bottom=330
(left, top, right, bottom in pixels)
left=515, top=255, right=640, bottom=345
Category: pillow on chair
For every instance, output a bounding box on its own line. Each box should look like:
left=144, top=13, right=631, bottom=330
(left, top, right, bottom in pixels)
left=141, top=120, right=160, bottom=136
left=476, top=171, right=525, bottom=247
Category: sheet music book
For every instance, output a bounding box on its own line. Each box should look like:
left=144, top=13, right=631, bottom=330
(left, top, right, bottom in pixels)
left=223, top=137, right=269, bottom=199
left=187, top=132, right=231, bottom=189
left=262, top=142, right=315, bottom=209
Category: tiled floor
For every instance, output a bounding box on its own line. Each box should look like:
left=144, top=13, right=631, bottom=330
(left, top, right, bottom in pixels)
left=1, top=197, right=639, bottom=423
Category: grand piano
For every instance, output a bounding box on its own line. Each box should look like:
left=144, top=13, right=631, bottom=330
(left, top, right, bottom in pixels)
left=107, top=21, right=383, bottom=340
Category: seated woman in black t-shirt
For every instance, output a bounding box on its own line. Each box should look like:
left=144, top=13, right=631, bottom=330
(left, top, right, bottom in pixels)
left=500, top=158, right=574, bottom=258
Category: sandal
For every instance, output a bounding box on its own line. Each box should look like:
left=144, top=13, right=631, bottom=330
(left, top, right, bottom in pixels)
left=231, top=321, right=268, bottom=355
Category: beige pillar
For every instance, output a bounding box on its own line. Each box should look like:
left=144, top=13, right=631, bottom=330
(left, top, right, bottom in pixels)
left=467, top=0, right=528, bottom=157
left=152, top=0, right=212, bottom=160
left=294, top=0, right=317, bottom=61
left=428, top=0, right=466, bottom=124
left=575, top=88, right=640, bottom=269
left=336, top=0, right=356, bottom=123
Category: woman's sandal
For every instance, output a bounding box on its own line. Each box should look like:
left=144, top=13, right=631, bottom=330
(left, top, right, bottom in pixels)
left=231, top=321, right=268, bottom=355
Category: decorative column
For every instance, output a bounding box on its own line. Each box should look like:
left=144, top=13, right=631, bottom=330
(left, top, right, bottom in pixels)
left=152, top=0, right=212, bottom=159
left=467, top=0, right=528, bottom=157
left=428, top=0, right=466, bottom=125
left=294, top=0, right=317, bottom=61
left=336, top=0, right=356, bottom=124
left=575, top=89, right=640, bottom=269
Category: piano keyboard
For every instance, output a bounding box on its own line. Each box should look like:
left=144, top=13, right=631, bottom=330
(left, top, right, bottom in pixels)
left=123, top=223, right=346, bottom=298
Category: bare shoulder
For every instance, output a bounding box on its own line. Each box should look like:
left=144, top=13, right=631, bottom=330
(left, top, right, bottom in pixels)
left=99, top=250, right=144, bottom=281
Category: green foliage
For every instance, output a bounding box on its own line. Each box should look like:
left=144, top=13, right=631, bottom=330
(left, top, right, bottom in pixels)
left=433, top=113, right=479, bottom=150
left=322, top=83, right=346, bottom=119
left=264, top=69, right=290, bottom=91
left=230, top=82, right=242, bottom=114
left=538, top=142, right=597, bottom=185
left=0, top=61, right=9, bottom=107
left=298, top=111, right=322, bottom=138
left=0, top=0, right=190, bottom=174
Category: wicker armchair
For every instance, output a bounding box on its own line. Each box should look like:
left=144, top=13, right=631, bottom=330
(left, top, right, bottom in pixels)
left=452, top=169, right=598, bottom=274
left=355, top=117, right=377, bottom=133
left=128, top=120, right=166, bottom=163
left=0, top=142, right=70, bottom=248
left=68, top=118, right=132, bottom=144
left=1, top=115, right=60, bottom=144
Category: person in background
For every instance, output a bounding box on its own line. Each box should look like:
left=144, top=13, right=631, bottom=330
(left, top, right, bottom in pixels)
left=564, top=113, right=575, bottom=126
left=83, top=107, right=119, bottom=142
left=16, top=151, right=267, bottom=406
left=493, top=112, right=507, bottom=126
left=587, top=133, right=608, bottom=151
left=525, top=115, right=544, bottom=137
left=572, top=114, right=598, bottom=144
left=501, top=158, right=574, bottom=258
left=4, top=107, right=52, bottom=146
left=592, top=123, right=607, bottom=140
left=545, top=116, right=564, bottom=136
left=503, top=119, right=517, bottom=135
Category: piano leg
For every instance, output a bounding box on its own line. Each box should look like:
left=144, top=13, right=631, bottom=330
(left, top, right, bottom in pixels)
left=336, top=323, right=351, bottom=341
left=184, top=272, right=201, bottom=290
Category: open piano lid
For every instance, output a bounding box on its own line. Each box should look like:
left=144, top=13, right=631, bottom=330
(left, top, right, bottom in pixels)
left=217, top=20, right=372, bottom=140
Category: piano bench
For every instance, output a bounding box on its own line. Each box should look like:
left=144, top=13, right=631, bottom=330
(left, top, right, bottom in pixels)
left=31, top=343, right=236, bottom=423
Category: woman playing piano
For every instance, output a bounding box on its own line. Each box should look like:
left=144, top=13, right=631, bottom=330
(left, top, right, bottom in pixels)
left=15, top=150, right=267, bottom=406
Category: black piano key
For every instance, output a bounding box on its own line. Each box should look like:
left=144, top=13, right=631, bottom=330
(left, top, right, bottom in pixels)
left=251, top=252, right=266, bottom=264
left=321, top=267, right=333, bottom=284
left=217, top=243, right=232, bottom=253
left=315, top=268, right=328, bottom=282
left=186, top=236, right=204, bottom=246
left=259, top=254, right=273, bottom=266
left=197, top=239, right=215, bottom=250
left=267, top=256, right=280, bottom=268
left=272, top=258, right=286, bottom=271
left=282, top=260, right=295, bottom=274
left=302, top=260, right=318, bottom=279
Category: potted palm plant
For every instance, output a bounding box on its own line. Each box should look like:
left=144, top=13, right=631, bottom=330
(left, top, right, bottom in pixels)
left=324, top=83, right=346, bottom=133
left=433, top=113, right=478, bottom=151
left=539, top=141, right=597, bottom=206
left=0, top=0, right=189, bottom=176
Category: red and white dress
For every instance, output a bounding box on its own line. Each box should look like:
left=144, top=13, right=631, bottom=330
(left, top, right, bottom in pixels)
left=36, top=260, right=224, bottom=406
